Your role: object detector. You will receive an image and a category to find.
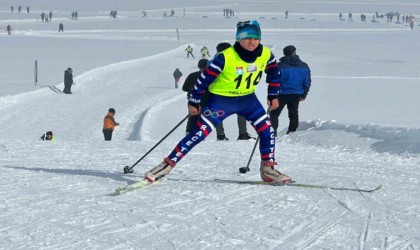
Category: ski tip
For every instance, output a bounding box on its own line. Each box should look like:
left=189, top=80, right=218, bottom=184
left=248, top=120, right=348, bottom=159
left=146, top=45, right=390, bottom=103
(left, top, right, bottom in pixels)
left=361, top=184, right=382, bottom=193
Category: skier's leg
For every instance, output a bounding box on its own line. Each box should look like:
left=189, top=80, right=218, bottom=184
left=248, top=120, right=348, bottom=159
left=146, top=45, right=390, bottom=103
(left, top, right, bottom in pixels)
left=237, top=94, right=275, bottom=163
left=237, top=94, right=291, bottom=183
left=166, top=94, right=234, bottom=165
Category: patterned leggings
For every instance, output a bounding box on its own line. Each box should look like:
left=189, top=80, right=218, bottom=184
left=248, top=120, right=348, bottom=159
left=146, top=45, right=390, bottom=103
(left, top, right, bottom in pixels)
left=166, top=93, right=276, bottom=165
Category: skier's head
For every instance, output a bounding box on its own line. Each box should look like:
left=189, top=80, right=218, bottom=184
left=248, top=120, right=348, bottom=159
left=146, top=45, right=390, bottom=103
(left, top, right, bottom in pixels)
left=283, top=45, right=296, bottom=56
left=197, top=59, right=208, bottom=70
left=216, top=42, right=231, bottom=53
left=235, top=20, right=261, bottom=41
left=67, top=67, right=72, bottom=72
left=108, top=108, right=115, bottom=114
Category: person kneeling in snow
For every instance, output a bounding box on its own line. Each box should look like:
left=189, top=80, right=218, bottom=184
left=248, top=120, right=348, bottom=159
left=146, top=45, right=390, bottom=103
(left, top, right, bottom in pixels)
left=40, top=131, right=55, bottom=141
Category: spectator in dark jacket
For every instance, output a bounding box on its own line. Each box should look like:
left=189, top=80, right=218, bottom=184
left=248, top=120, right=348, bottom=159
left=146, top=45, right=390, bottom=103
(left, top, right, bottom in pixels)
left=182, top=58, right=231, bottom=141
left=182, top=59, right=208, bottom=134
left=63, top=67, right=73, bottom=94
left=269, top=45, right=311, bottom=136
left=173, top=68, right=183, bottom=88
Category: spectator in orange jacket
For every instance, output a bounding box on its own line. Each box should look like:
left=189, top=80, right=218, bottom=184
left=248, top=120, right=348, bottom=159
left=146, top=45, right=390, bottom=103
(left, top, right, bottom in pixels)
left=103, top=108, right=120, bottom=141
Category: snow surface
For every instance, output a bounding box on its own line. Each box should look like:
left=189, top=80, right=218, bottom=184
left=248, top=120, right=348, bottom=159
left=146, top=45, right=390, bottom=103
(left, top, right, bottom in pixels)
left=1, top=0, right=420, bottom=249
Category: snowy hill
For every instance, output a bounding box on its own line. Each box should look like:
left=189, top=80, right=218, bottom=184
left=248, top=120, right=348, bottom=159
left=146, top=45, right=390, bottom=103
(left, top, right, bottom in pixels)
left=1, top=0, right=420, bottom=249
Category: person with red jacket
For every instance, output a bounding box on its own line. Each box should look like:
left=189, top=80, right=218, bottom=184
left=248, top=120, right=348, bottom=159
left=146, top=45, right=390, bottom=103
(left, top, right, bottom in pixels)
left=103, top=108, right=120, bottom=141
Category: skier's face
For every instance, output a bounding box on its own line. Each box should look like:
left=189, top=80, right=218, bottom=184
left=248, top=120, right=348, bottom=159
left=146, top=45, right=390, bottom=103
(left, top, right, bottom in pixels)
left=239, top=38, right=260, bottom=52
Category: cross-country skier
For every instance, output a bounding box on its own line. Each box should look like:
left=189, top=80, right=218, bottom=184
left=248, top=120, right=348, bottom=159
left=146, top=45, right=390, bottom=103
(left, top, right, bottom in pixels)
left=144, top=20, right=292, bottom=184
left=200, top=46, right=211, bottom=58
left=185, top=45, right=195, bottom=58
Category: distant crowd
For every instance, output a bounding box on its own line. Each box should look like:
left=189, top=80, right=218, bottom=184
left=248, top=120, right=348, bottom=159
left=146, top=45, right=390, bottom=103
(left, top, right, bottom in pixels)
left=223, top=8, right=235, bottom=17
left=339, top=11, right=416, bottom=29
left=10, top=5, right=30, bottom=13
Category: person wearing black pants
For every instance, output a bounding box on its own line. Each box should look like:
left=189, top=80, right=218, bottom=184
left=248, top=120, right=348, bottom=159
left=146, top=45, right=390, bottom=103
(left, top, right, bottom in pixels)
left=63, top=67, right=73, bottom=94
left=103, top=108, right=120, bottom=141
left=182, top=59, right=229, bottom=141
left=270, top=94, right=300, bottom=135
left=270, top=45, right=311, bottom=136
left=103, top=129, right=113, bottom=141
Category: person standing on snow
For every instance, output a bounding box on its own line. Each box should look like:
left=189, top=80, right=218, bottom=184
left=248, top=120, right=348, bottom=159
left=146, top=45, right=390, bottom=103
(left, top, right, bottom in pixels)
left=173, top=68, right=183, bottom=88
left=103, top=108, right=120, bottom=141
left=269, top=45, right=311, bottom=137
left=185, top=45, right=195, bottom=58
left=63, top=67, right=73, bottom=94
left=6, top=25, right=11, bottom=35
left=58, top=23, right=64, bottom=32
left=410, top=17, right=415, bottom=30
left=144, top=20, right=292, bottom=184
left=182, top=59, right=209, bottom=133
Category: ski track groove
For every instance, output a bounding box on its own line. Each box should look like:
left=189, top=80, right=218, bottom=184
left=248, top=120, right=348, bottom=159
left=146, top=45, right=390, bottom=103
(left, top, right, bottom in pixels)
left=189, top=185, right=260, bottom=216
left=152, top=182, right=257, bottom=212
left=268, top=220, right=312, bottom=250
left=322, top=188, right=354, bottom=212
left=352, top=184, right=419, bottom=249
left=358, top=212, right=371, bottom=250
left=296, top=210, right=349, bottom=249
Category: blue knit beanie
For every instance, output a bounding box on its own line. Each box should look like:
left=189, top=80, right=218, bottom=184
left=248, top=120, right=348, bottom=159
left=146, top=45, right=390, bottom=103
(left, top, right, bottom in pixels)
left=235, top=20, right=261, bottom=41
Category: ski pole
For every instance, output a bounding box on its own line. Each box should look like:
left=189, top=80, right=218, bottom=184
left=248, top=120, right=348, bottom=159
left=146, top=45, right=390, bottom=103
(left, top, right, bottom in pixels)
left=239, top=136, right=260, bottom=173
left=123, top=114, right=190, bottom=174
left=239, top=108, right=272, bottom=173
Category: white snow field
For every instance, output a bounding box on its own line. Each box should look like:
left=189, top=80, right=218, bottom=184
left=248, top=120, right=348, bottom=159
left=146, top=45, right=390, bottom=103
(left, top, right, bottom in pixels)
left=1, top=0, right=420, bottom=249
